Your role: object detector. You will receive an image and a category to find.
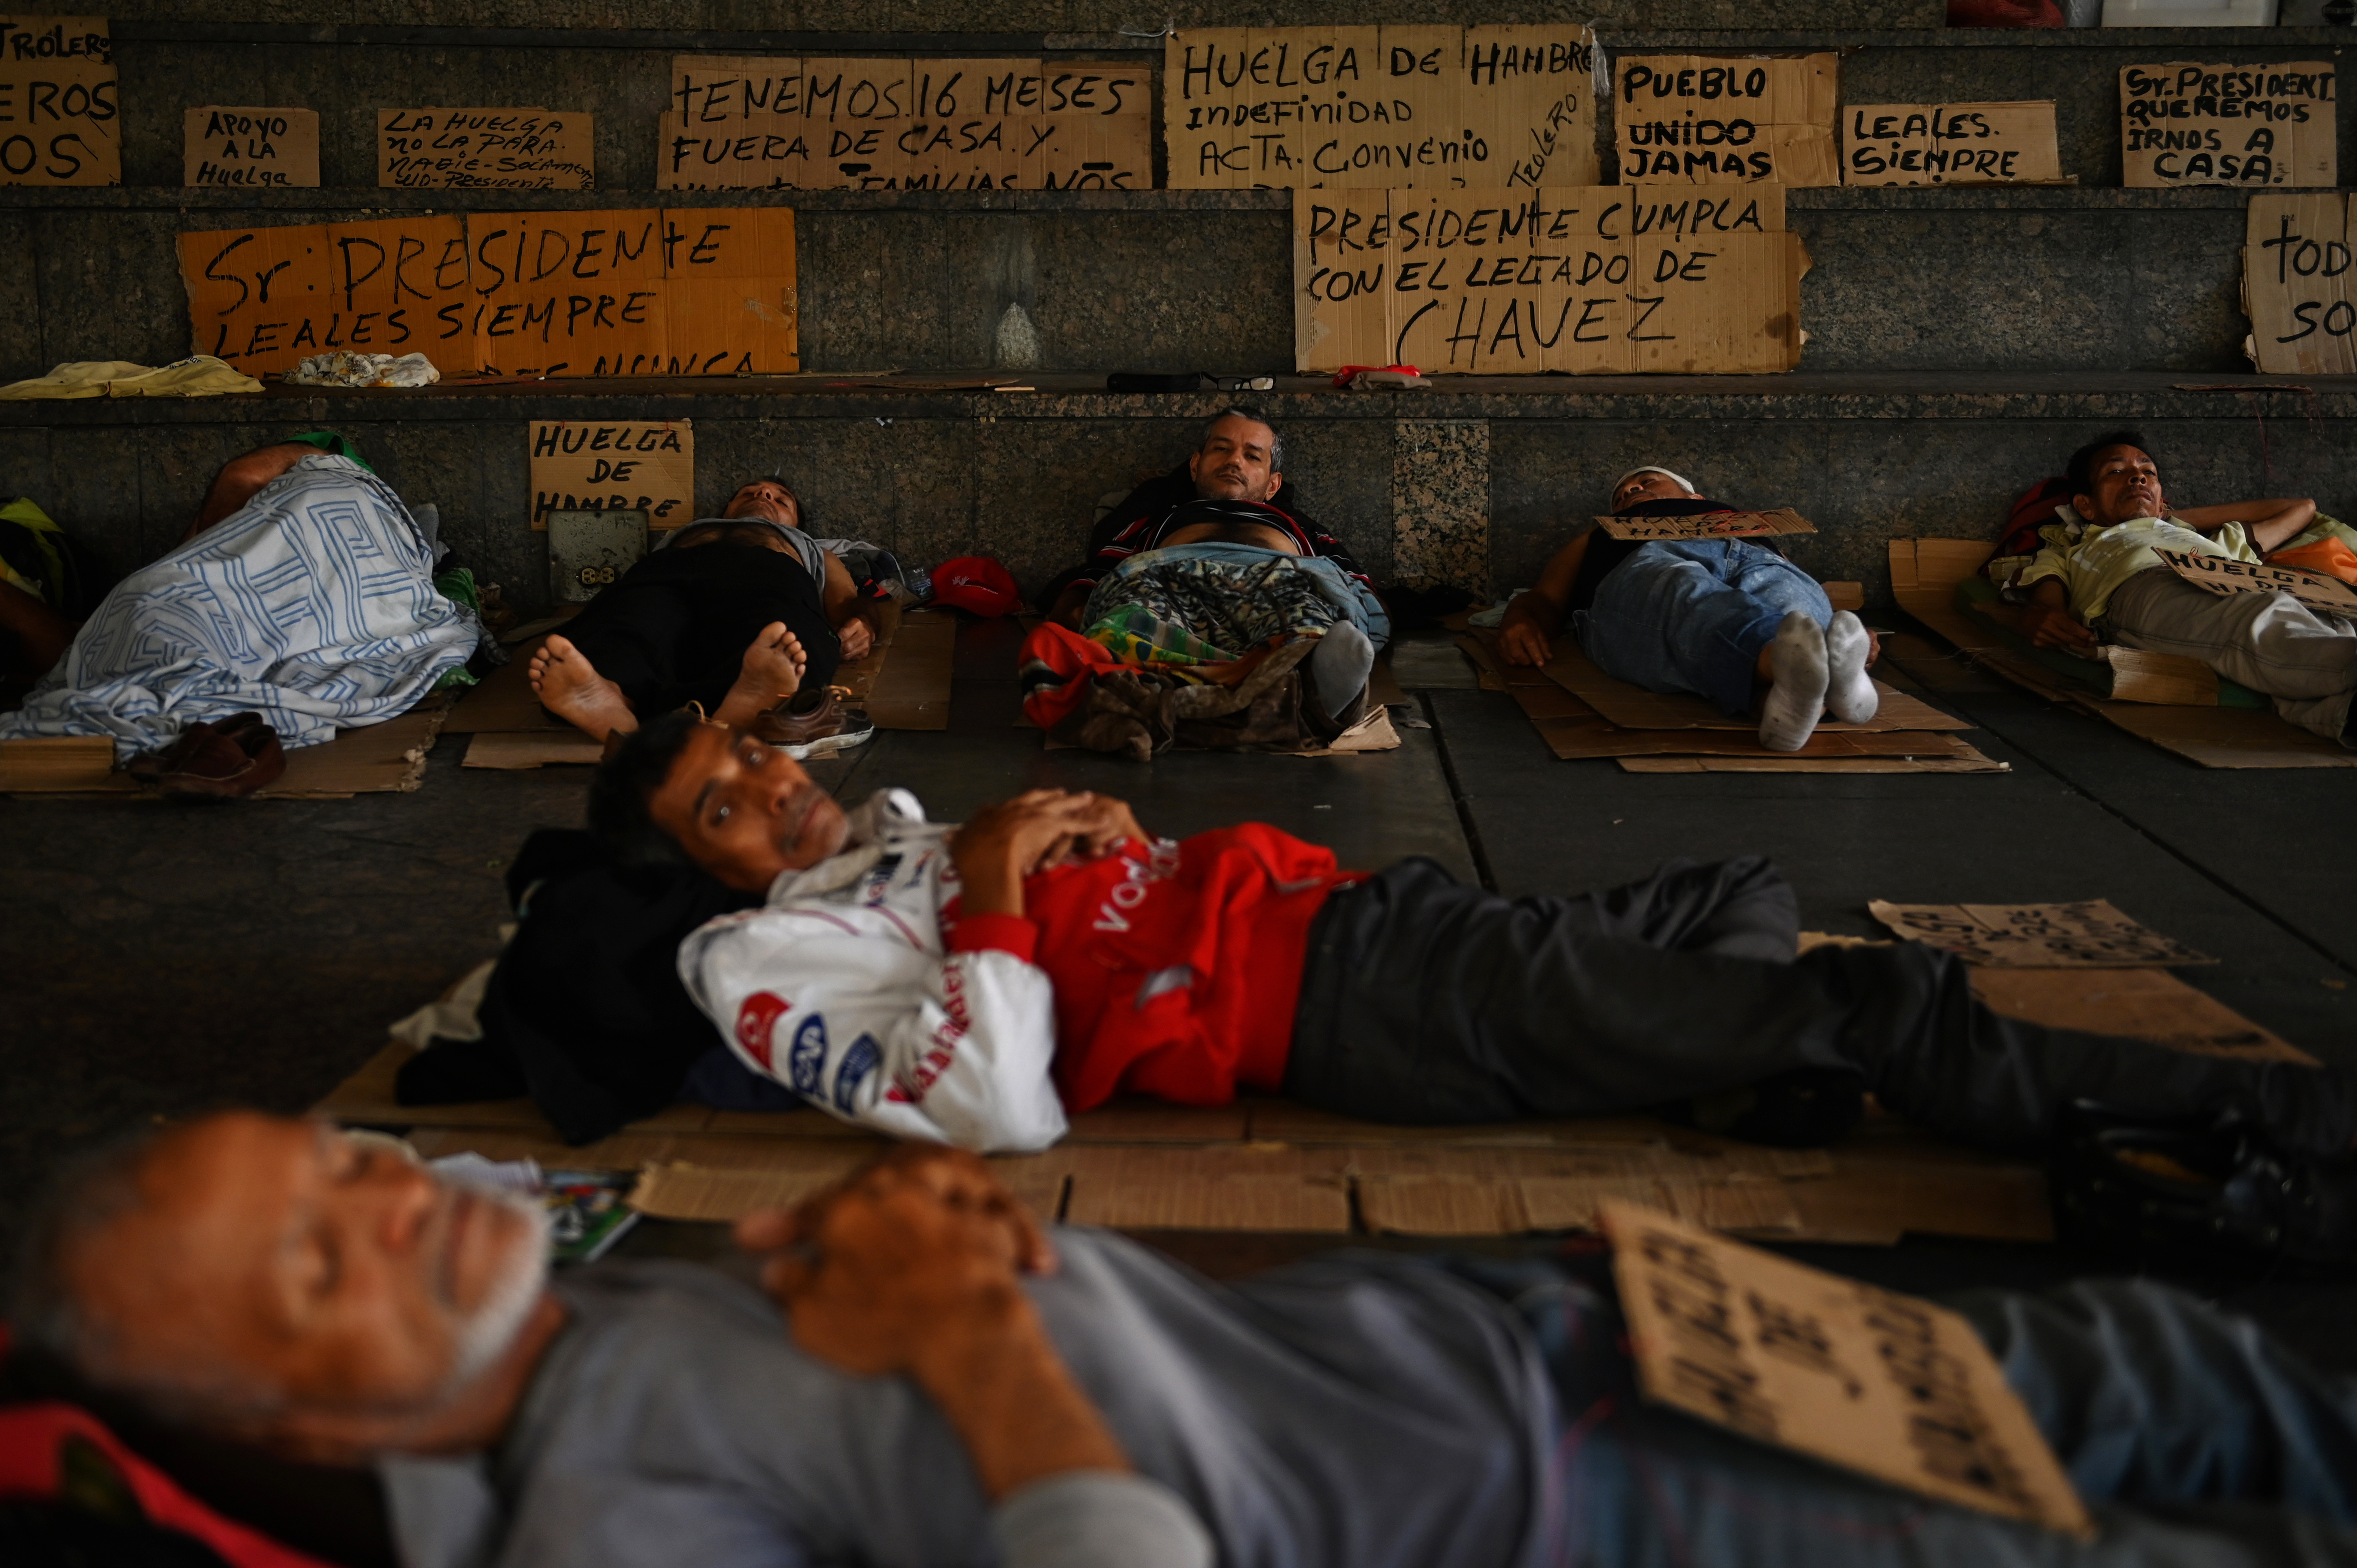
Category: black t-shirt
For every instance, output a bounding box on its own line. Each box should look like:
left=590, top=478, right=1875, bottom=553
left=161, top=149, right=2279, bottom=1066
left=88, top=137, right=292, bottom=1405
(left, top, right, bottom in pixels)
left=1568, top=496, right=1783, bottom=613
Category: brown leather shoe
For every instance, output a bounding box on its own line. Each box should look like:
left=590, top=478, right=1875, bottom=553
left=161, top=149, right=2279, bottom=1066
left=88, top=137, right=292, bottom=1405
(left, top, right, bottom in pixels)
left=748, top=688, right=875, bottom=759
left=127, top=712, right=287, bottom=798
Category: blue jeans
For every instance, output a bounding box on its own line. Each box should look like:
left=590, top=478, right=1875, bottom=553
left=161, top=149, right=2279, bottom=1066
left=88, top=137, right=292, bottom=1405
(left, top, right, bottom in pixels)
left=1454, top=1254, right=2357, bottom=1566
left=1575, top=540, right=1832, bottom=717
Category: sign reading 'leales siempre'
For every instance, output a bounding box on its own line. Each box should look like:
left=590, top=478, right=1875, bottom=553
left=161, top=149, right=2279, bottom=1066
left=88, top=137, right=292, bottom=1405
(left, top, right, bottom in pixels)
left=175, top=208, right=797, bottom=378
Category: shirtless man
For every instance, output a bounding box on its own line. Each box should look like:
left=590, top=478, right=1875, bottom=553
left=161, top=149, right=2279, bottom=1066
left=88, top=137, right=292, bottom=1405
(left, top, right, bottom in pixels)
left=528, top=478, right=881, bottom=754
left=1042, top=410, right=1367, bottom=629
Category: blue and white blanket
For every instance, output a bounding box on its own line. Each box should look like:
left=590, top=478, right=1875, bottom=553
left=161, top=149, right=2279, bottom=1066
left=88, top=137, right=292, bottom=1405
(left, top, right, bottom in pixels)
left=0, top=454, right=477, bottom=758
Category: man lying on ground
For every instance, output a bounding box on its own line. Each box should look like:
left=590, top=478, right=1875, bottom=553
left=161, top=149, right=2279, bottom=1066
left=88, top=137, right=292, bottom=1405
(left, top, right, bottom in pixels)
left=1988, top=430, right=2355, bottom=746
left=1041, top=409, right=1368, bottom=618
left=0, top=440, right=478, bottom=774
left=25, top=1124, right=2357, bottom=1568
left=590, top=712, right=2351, bottom=1180
left=528, top=477, right=882, bottom=757
left=1027, top=410, right=1385, bottom=730
left=1497, top=466, right=1878, bottom=752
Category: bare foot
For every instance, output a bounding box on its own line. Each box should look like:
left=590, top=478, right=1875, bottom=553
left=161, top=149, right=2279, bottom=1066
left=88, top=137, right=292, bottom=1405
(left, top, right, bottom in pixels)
left=530, top=634, right=638, bottom=740
left=713, top=622, right=808, bottom=727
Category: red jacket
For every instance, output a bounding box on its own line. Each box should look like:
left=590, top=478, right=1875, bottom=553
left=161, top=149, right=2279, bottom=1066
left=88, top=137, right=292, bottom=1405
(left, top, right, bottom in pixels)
left=946, top=825, right=1359, bottom=1110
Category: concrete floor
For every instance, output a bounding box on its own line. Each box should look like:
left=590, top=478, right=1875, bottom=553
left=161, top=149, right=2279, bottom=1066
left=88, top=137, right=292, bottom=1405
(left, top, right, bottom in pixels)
left=7, top=614, right=2357, bottom=1373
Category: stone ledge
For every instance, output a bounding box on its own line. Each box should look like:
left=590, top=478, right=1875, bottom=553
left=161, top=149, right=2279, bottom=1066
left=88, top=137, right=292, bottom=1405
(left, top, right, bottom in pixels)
left=4, top=371, right=2347, bottom=426
left=0, top=185, right=2279, bottom=212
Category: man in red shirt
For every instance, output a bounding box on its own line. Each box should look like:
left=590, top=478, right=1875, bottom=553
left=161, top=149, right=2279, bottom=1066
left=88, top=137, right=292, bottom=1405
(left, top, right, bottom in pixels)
left=595, top=710, right=2351, bottom=1162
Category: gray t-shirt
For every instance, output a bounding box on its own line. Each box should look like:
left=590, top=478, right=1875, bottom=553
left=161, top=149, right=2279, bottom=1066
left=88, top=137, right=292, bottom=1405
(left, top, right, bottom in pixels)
left=381, top=1229, right=1553, bottom=1568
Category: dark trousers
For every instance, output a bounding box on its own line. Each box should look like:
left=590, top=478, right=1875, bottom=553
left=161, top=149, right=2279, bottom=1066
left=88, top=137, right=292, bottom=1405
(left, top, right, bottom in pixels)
left=1286, top=857, right=2355, bottom=1156
left=562, top=543, right=838, bottom=717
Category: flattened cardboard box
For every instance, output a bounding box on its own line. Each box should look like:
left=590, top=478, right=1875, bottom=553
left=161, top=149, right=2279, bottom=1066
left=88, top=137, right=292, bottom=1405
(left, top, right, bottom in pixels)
left=1594, top=506, right=1815, bottom=541
left=1869, top=899, right=2214, bottom=968
left=184, top=106, right=318, bottom=188
left=2243, top=191, right=2354, bottom=376
left=1841, top=101, right=2063, bottom=187
left=178, top=208, right=799, bottom=379
left=1296, top=184, right=1803, bottom=375
left=1166, top=24, right=1595, bottom=190
left=1613, top=54, right=1838, bottom=187
left=2122, top=61, right=2335, bottom=190
left=378, top=108, right=593, bottom=190
left=0, top=16, right=115, bottom=186
left=529, top=419, right=694, bottom=530
left=1604, top=1199, right=2095, bottom=1536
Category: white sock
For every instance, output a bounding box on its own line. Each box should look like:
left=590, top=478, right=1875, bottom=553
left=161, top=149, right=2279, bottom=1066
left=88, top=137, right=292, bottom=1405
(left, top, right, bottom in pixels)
left=1309, top=622, right=1375, bottom=719
left=1758, top=613, right=1829, bottom=753
left=1824, top=610, right=1879, bottom=724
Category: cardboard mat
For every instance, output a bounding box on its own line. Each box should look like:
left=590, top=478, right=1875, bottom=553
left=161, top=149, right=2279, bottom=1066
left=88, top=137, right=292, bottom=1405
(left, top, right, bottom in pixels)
left=451, top=600, right=956, bottom=767
left=1457, top=630, right=2007, bottom=775
left=0, top=702, right=451, bottom=798
left=315, top=1037, right=2048, bottom=1246
left=1887, top=537, right=2357, bottom=770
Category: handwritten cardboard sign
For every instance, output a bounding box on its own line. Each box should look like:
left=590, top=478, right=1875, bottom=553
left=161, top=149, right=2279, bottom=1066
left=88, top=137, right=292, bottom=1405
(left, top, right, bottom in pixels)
left=660, top=55, right=1148, bottom=190
left=177, top=208, right=797, bottom=378
left=2243, top=191, right=2355, bottom=375
left=0, top=16, right=115, bottom=185
left=1594, top=507, right=1816, bottom=541
left=378, top=108, right=593, bottom=189
left=184, top=106, right=318, bottom=188
left=1602, top=1199, right=2095, bottom=1537
left=1841, top=101, right=2062, bottom=187
left=1615, top=54, right=1837, bottom=187
left=1868, top=899, right=2214, bottom=968
left=1166, top=25, right=1596, bottom=190
left=530, top=420, right=694, bottom=530
left=1296, top=184, right=1803, bottom=374
left=2122, top=62, right=2334, bottom=189
left=2156, top=546, right=2357, bottom=617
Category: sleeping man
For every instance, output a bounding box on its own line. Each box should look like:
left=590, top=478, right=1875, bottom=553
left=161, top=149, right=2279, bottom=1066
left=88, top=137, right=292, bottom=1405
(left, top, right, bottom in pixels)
left=585, top=709, right=2352, bottom=1179
left=0, top=440, right=479, bottom=787
left=1496, top=466, right=1876, bottom=752
left=27, top=1123, right=2357, bottom=1568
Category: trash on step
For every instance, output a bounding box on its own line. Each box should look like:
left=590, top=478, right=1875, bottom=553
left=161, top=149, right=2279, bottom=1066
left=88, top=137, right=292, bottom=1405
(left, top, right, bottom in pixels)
left=283, top=351, right=442, bottom=388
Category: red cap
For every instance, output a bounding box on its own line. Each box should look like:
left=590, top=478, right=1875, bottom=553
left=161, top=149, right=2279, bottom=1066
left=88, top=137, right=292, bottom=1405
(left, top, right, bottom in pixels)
left=928, top=554, right=1021, bottom=617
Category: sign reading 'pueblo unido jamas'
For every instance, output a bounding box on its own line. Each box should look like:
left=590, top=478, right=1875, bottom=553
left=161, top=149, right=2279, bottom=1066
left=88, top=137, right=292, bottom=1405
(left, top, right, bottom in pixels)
left=1613, top=54, right=1838, bottom=187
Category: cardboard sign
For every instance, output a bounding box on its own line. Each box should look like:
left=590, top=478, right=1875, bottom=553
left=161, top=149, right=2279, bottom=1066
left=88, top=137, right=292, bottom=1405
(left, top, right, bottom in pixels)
left=177, top=208, right=798, bottom=378
left=1602, top=1199, right=2096, bottom=1537
left=1166, top=25, right=1597, bottom=190
left=1841, top=101, right=2062, bottom=187
left=1868, top=899, right=2214, bottom=968
left=660, top=55, right=1147, bottom=190
left=1296, top=185, right=1804, bottom=375
left=2122, top=62, right=2335, bottom=189
left=530, top=420, right=694, bottom=530
left=1594, top=507, right=1816, bottom=541
left=1614, top=54, right=1837, bottom=187
left=2156, top=546, right=2357, bottom=617
left=2243, top=191, right=2355, bottom=376
left=184, top=106, right=318, bottom=188
left=378, top=108, right=593, bottom=189
left=0, top=16, right=116, bottom=185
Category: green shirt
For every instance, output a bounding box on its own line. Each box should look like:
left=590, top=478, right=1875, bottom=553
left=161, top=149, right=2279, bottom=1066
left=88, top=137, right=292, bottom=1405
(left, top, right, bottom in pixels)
left=2018, top=515, right=2259, bottom=623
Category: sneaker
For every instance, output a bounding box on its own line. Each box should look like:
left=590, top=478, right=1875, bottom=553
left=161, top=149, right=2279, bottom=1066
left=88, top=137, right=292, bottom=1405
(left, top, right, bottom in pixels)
left=2050, top=1100, right=2357, bottom=1278
left=750, top=689, right=875, bottom=759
